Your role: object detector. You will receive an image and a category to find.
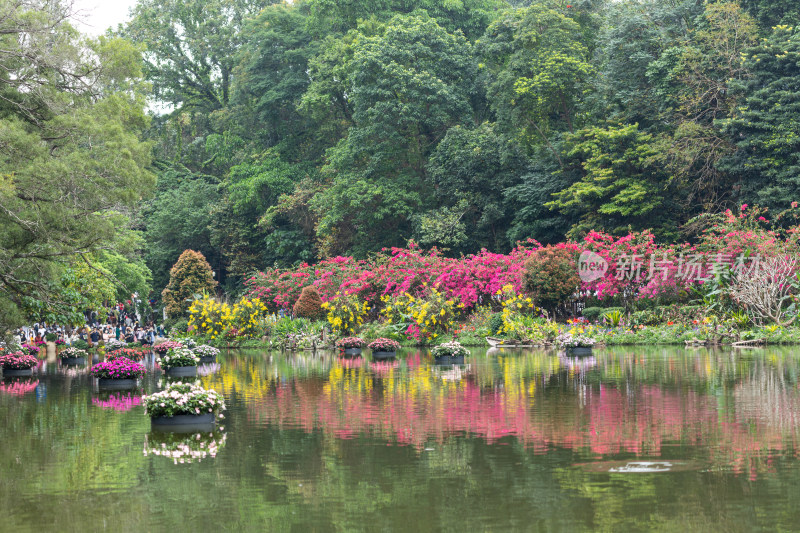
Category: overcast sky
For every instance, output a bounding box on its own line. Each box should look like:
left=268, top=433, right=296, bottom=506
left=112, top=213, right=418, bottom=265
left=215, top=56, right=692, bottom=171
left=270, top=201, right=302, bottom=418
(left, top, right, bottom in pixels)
left=71, top=0, right=138, bottom=35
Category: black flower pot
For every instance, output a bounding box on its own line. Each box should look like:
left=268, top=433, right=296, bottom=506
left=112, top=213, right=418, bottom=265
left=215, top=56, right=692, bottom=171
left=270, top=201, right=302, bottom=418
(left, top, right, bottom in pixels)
left=199, top=355, right=216, bottom=364
left=98, top=378, right=138, bottom=390
left=61, top=356, right=86, bottom=365
left=151, top=413, right=215, bottom=433
left=343, top=348, right=362, bottom=356
left=164, top=366, right=197, bottom=377
left=566, top=346, right=593, bottom=356
left=372, top=350, right=397, bottom=360
left=2, top=367, right=33, bottom=377
left=434, top=355, right=464, bottom=365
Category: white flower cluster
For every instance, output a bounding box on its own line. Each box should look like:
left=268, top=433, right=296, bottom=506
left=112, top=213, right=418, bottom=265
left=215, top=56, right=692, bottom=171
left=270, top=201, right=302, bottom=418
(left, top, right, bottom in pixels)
left=194, top=344, right=220, bottom=358
left=143, top=383, right=226, bottom=417
left=159, top=347, right=200, bottom=369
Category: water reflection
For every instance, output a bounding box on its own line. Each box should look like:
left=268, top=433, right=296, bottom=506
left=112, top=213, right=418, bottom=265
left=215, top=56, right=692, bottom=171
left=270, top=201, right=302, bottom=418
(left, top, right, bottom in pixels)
left=195, top=347, right=800, bottom=479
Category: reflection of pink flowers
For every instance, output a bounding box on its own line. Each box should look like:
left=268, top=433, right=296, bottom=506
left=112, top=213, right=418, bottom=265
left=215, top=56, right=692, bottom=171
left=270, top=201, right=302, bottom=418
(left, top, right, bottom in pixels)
left=92, top=392, right=142, bottom=412
left=0, top=379, right=39, bottom=395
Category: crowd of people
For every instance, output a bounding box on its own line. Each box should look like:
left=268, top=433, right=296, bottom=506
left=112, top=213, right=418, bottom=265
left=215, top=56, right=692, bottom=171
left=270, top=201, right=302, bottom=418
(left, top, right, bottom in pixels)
left=13, top=318, right=167, bottom=349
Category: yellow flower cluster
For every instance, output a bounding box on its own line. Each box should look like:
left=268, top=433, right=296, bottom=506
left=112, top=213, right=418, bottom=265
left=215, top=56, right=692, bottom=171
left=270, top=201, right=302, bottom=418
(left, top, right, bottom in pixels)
left=321, top=293, right=369, bottom=335
left=498, top=284, right=536, bottom=334
left=380, top=287, right=461, bottom=340
left=188, top=295, right=268, bottom=340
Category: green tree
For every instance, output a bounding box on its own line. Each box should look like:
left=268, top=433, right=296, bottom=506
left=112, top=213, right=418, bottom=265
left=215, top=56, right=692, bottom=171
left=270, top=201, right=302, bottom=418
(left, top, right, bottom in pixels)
left=162, top=250, right=217, bottom=317
left=0, top=1, right=153, bottom=330
left=313, top=13, right=477, bottom=255
left=719, top=25, right=800, bottom=209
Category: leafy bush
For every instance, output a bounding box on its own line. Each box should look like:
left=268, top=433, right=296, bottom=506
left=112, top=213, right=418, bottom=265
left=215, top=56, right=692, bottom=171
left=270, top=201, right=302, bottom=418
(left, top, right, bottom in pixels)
left=523, top=245, right=579, bottom=313
left=322, top=293, right=369, bottom=335
left=488, top=313, right=504, bottom=336
left=162, top=250, right=217, bottom=318
left=293, top=286, right=324, bottom=319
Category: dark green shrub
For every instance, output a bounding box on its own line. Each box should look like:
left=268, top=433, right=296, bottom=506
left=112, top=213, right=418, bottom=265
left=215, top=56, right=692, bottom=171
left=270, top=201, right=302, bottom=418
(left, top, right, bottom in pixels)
left=488, top=313, right=504, bottom=335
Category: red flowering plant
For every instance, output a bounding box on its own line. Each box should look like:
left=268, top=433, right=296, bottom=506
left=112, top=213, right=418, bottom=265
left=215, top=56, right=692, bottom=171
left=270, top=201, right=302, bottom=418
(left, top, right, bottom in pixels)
left=90, top=357, right=146, bottom=380
left=335, top=337, right=365, bottom=349
left=107, top=348, right=146, bottom=361
left=0, top=352, right=39, bottom=369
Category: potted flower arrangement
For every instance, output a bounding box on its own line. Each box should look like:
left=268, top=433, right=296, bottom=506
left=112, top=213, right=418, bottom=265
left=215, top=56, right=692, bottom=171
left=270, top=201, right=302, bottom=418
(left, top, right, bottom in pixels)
left=107, top=347, right=146, bottom=361
left=0, top=352, right=39, bottom=377
left=153, top=341, right=184, bottom=355
left=20, top=343, right=40, bottom=357
left=194, top=344, right=220, bottom=364
left=60, top=346, right=87, bottom=365
left=105, top=338, right=127, bottom=351
left=431, top=341, right=469, bottom=365
left=556, top=332, right=596, bottom=356
left=143, top=382, right=226, bottom=431
left=158, top=347, right=200, bottom=377
left=144, top=430, right=227, bottom=464
left=368, top=338, right=401, bottom=360
left=335, top=337, right=365, bottom=356
left=54, top=338, right=66, bottom=353
left=90, top=357, right=146, bottom=390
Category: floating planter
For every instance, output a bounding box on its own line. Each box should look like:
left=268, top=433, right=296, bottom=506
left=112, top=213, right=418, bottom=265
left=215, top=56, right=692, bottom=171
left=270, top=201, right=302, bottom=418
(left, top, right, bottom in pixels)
left=59, top=347, right=87, bottom=365
left=336, top=337, right=365, bottom=356
left=0, top=352, right=38, bottom=377
left=90, top=356, right=145, bottom=389
left=106, top=348, right=146, bottom=362
left=152, top=340, right=184, bottom=355
left=368, top=338, right=401, bottom=360
left=556, top=333, right=596, bottom=356
left=104, top=339, right=127, bottom=351
left=158, top=347, right=200, bottom=377
left=194, top=344, right=220, bottom=364
left=143, top=383, right=226, bottom=433
left=431, top=340, right=469, bottom=365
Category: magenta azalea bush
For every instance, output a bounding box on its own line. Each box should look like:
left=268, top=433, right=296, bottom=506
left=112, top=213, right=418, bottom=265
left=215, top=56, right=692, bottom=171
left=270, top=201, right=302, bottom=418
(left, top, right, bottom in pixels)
left=90, top=357, right=146, bottom=380
left=153, top=341, right=184, bottom=355
left=368, top=338, right=401, bottom=352
left=335, top=337, right=365, bottom=349
left=0, top=352, right=39, bottom=369
left=60, top=347, right=87, bottom=359
left=143, top=383, right=225, bottom=418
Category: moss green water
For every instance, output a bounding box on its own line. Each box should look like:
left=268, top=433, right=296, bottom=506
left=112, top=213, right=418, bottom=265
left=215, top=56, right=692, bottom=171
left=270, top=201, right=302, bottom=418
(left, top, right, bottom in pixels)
left=2, top=347, right=800, bottom=531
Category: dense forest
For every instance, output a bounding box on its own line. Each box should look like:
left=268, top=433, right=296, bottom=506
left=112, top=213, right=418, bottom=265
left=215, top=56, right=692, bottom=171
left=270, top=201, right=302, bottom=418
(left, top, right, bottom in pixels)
left=2, top=0, right=800, bottom=327
left=131, top=0, right=800, bottom=296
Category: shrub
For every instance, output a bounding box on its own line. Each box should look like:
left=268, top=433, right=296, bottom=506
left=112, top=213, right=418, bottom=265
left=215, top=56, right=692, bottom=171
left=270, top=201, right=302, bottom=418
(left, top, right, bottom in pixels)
left=322, top=293, right=369, bottom=335
left=162, top=250, right=217, bottom=317
left=523, top=245, right=580, bottom=313
left=380, top=287, right=460, bottom=342
left=488, top=313, right=504, bottom=336
left=293, top=286, right=324, bottom=319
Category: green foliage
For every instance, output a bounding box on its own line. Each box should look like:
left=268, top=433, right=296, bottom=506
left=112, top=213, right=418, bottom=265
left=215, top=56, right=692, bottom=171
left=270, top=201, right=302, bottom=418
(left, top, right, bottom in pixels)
left=522, top=245, right=579, bottom=313
left=162, top=250, right=218, bottom=318
left=488, top=313, right=504, bottom=336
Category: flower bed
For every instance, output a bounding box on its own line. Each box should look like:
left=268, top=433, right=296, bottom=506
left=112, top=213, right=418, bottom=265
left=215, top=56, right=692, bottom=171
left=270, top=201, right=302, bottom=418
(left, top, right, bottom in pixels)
left=152, top=341, right=184, bottom=355
left=335, top=337, right=365, bottom=349
left=143, top=383, right=226, bottom=418
left=158, top=348, right=200, bottom=370
left=60, top=347, right=87, bottom=359
left=0, top=352, right=39, bottom=369
left=368, top=338, right=401, bottom=352
left=90, top=357, right=146, bottom=380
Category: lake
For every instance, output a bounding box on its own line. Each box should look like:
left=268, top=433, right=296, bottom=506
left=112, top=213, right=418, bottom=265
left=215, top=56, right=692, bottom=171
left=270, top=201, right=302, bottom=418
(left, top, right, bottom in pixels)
left=2, top=346, right=800, bottom=531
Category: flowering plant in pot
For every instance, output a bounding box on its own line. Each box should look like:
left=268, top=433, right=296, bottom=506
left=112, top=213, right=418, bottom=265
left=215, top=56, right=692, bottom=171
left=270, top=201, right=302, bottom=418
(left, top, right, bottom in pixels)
left=194, top=345, right=220, bottom=362
left=107, top=348, right=145, bottom=361
left=60, top=347, right=87, bottom=360
left=55, top=339, right=66, bottom=346
left=1, top=352, right=38, bottom=376
left=20, top=343, right=40, bottom=356
left=143, top=382, right=226, bottom=421
left=105, top=339, right=127, bottom=351
left=153, top=341, right=184, bottom=355
left=368, top=338, right=401, bottom=357
left=555, top=333, right=596, bottom=348
left=159, top=347, right=200, bottom=370
left=431, top=341, right=469, bottom=360
left=90, top=357, right=146, bottom=380
left=335, top=337, right=365, bottom=349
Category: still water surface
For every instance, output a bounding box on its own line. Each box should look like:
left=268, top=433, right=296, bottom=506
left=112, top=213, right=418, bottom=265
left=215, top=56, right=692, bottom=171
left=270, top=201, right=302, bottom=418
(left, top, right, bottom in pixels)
left=2, top=347, right=800, bottom=531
